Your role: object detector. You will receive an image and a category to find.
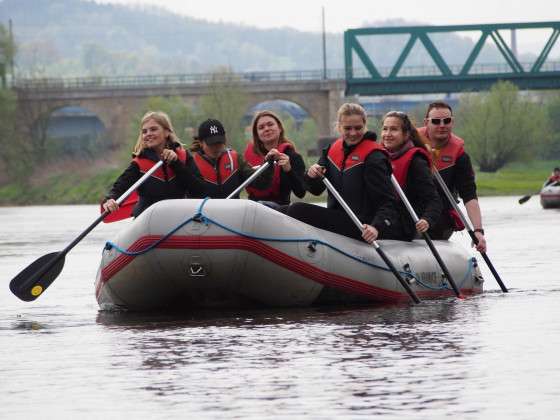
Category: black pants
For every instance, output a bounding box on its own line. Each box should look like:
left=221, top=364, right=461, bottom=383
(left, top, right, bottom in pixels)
left=285, top=202, right=404, bottom=242
left=428, top=212, right=454, bottom=240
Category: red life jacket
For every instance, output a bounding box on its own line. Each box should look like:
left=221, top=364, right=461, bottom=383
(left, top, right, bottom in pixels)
left=243, top=142, right=292, bottom=200
left=325, top=138, right=386, bottom=217
left=327, top=137, right=385, bottom=171
left=103, top=147, right=188, bottom=222
left=390, top=147, right=432, bottom=188
left=133, top=147, right=188, bottom=178
left=193, top=149, right=239, bottom=185
left=418, top=127, right=466, bottom=231
left=417, top=127, right=464, bottom=171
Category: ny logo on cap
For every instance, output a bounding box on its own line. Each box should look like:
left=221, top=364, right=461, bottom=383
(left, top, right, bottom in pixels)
left=210, top=125, right=219, bottom=134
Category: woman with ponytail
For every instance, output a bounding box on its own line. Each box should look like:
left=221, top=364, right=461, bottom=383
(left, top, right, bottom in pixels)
left=380, top=111, right=441, bottom=241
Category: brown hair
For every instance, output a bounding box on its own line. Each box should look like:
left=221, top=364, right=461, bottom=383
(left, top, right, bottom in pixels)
left=250, top=110, right=295, bottom=156
left=133, top=111, right=180, bottom=156
left=383, top=111, right=427, bottom=148
left=425, top=101, right=453, bottom=118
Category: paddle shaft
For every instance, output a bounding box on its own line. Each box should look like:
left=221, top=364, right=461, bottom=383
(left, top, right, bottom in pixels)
left=432, top=169, right=508, bottom=292
left=226, top=160, right=272, bottom=199
left=322, top=177, right=421, bottom=304
left=66, top=160, right=165, bottom=253
left=390, top=175, right=462, bottom=297
left=12, top=160, right=164, bottom=299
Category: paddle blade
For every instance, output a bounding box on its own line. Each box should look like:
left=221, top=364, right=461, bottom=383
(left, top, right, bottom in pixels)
left=102, top=191, right=138, bottom=223
left=518, top=195, right=532, bottom=204
left=9, top=252, right=65, bottom=301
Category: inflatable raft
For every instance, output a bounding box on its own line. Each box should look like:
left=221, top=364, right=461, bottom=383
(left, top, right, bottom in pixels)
left=95, top=199, right=484, bottom=311
left=540, top=182, right=560, bottom=209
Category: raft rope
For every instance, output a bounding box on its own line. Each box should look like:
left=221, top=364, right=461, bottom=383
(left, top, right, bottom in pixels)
left=104, top=197, right=477, bottom=291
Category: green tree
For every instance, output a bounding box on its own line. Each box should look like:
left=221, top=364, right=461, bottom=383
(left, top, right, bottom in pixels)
left=0, top=23, right=16, bottom=86
left=543, top=94, right=560, bottom=159
left=198, top=69, right=249, bottom=152
left=456, top=81, right=548, bottom=172
left=0, top=89, right=30, bottom=182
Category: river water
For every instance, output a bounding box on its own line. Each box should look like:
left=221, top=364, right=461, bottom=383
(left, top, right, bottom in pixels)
left=1, top=196, right=559, bottom=419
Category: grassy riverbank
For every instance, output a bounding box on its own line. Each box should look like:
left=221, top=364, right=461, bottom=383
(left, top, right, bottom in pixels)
left=0, top=159, right=558, bottom=206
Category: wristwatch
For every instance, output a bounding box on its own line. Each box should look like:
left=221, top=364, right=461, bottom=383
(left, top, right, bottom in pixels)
left=474, top=228, right=485, bottom=235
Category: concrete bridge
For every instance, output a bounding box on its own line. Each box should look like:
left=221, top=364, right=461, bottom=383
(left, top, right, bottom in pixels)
left=14, top=70, right=348, bottom=146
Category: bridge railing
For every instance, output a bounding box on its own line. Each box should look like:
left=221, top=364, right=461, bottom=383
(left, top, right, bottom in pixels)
left=11, top=69, right=347, bottom=90
left=10, top=61, right=560, bottom=90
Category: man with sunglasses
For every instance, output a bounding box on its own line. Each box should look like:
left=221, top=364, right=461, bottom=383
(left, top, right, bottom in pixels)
left=419, top=101, right=487, bottom=253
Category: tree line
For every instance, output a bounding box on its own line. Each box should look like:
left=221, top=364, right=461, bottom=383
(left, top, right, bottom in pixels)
left=2, top=22, right=560, bottom=188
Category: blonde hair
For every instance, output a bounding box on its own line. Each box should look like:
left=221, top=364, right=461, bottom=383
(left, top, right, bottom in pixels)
left=336, top=103, right=367, bottom=130
left=133, top=111, right=180, bottom=156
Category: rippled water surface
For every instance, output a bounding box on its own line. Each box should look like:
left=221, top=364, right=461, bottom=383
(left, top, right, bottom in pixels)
left=1, top=197, right=560, bottom=419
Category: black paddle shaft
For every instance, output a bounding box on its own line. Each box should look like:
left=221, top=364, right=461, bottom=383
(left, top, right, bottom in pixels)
left=322, top=177, right=421, bottom=304
left=421, top=232, right=462, bottom=297
left=9, top=211, right=108, bottom=301
left=9, top=161, right=165, bottom=302
left=432, top=169, right=508, bottom=293
left=374, top=244, right=421, bottom=304
left=390, top=175, right=462, bottom=298
left=466, top=229, right=508, bottom=293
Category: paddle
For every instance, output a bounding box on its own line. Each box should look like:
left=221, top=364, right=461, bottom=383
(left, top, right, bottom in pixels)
left=390, top=175, right=463, bottom=298
left=226, top=159, right=272, bottom=199
left=518, top=193, right=535, bottom=204
left=322, top=177, right=421, bottom=304
left=102, top=191, right=138, bottom=223
left=431, top=169, right=508, bottom=293
left=9, top=160, right=164, bottom=302
left=520, top=181, right=560, bottom=204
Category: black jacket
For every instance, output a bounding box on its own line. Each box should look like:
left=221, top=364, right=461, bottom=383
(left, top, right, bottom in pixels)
left=247, top=148, right=306, bottom=205
left=399, top=154, right=443, bottom=240
left=105, top=146, right=191, bottom=216
left=305, top=141, right=401, bottom=236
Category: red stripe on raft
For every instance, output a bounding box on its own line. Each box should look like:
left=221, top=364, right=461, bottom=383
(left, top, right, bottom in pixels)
left=96, top=235, right=469, bottom=301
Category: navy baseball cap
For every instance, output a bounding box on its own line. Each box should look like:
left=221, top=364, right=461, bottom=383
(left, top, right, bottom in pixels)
left=197, top=119, right=226, bottom=145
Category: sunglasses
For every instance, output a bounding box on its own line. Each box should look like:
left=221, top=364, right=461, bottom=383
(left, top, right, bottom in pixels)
left=430, top=117, right=452, bottom=125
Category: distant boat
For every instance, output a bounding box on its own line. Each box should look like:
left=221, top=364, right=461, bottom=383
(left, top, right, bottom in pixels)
left=540, top=182, right=560, bottom=209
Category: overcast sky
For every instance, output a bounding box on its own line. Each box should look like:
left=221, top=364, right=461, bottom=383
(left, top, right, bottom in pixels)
left=95, top=0, right=558, bottom=32
left=94, top=0, right=560, bottom=55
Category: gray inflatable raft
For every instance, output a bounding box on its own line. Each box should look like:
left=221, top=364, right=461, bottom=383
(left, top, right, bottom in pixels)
left=95, top=199, right=484, bottom=310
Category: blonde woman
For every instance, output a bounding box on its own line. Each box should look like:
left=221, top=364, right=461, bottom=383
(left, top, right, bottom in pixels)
left=102, top=111, right=194, bottom=217
left=286, top=103, right=404, bottom=243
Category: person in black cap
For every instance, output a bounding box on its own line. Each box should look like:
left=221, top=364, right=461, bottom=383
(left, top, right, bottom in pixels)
left=188, top=118, right=283, bottom=198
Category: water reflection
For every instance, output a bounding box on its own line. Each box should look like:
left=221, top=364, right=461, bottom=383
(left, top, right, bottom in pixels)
left=94, top=300, right=482, bottom=415
left=3, top=201, right=560, bottom=419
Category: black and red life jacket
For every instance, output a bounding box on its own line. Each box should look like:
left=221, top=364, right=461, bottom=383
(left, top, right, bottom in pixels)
left=192, top=149, right=241, bottom=198
left=243, top=142, right=292, bottom=201
left=130, top=147, right=188, bottom=217
left=325, top=138, right=387, bottom=220
left=390, top=147, right=432, bottom=188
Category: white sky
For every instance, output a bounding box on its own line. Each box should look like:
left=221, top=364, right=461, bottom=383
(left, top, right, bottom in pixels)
left=95, top=0, right=558, bottom=33
left=93, top=0, right=560, bottom=55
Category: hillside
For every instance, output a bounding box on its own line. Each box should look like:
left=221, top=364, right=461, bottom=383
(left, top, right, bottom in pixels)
left=0, top=0, right=513, bottom=78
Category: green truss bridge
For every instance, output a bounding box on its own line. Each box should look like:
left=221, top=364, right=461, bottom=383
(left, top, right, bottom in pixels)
left=344, top=21, right=560, bottom=95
